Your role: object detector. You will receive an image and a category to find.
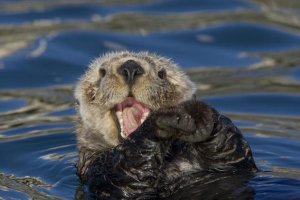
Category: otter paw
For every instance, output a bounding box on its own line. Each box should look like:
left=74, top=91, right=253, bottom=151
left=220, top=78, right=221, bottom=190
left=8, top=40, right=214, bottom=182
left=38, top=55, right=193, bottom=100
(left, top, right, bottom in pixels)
left=151, top=100, right=216, bottom=142
left=153, top=107, right=197, bottom=139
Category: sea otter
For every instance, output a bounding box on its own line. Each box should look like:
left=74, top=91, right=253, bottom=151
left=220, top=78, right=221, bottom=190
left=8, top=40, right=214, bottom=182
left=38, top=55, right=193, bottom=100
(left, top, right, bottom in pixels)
left=74, top=52, right=257, bottom=199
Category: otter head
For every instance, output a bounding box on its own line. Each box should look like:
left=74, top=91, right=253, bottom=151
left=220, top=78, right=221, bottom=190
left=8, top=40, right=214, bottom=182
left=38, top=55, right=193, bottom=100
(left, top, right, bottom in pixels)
left=75, top=51, right=196, bottom=149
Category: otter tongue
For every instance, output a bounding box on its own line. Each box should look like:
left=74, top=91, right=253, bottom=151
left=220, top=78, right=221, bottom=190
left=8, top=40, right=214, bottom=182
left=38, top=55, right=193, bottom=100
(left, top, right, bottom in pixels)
left=123, top=105, right=142, bottom=137
left=115, top=97, right=150, bottom=137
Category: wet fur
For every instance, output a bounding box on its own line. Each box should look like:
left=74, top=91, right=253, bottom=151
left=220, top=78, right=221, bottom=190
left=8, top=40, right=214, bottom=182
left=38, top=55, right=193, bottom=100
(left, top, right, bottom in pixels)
left=84, top=100, right=257, bottom=199
left=74, top=52, right=257, bottom=199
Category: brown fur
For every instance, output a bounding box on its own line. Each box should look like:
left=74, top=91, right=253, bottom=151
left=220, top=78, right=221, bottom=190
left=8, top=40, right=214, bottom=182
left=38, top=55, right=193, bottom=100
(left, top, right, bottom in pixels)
left=74, top=51, right=196, bottom=178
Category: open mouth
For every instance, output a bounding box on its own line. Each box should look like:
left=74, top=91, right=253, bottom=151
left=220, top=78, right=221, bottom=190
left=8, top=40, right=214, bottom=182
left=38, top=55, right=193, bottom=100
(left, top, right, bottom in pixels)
left=115, top=97, right=150, bottom=138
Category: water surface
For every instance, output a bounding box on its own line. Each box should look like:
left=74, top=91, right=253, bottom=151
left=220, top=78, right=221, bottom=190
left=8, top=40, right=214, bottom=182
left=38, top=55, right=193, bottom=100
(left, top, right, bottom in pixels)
left=0, top=0, right=300, bottom=199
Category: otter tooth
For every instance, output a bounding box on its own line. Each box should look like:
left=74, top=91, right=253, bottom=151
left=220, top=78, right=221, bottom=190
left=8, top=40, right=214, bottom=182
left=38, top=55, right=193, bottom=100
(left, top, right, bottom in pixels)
left=116, top=111, right=126, bottom=138
left=140, top=111, right=150, bottom=124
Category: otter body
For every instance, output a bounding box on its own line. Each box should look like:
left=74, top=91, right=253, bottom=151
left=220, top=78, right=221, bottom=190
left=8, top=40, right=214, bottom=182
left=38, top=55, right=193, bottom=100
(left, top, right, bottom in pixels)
left=74, top=52, right=257, bottom=199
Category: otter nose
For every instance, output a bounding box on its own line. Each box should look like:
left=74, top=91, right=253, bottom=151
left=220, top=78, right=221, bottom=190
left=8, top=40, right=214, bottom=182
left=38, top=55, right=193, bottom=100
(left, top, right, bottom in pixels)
left=118, top=60, right=144, bottom=85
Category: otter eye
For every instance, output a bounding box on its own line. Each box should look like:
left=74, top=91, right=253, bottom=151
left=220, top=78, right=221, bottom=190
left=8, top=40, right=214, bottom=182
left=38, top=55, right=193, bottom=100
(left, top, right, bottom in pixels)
left=158, top=69, right=166, bottom=79
left=99, top=68, right=106, bottom=78
left=75, top=99, right=80, bottom=106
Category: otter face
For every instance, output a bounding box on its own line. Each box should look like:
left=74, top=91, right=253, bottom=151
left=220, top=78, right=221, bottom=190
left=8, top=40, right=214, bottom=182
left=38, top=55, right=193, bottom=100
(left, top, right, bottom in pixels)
left=75, top=51, right=196, bottom=147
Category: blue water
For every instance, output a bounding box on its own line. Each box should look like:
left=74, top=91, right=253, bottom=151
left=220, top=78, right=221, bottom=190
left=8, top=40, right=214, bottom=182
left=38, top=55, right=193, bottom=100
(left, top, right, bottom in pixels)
left=0, top=0, right=300, bottom=199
